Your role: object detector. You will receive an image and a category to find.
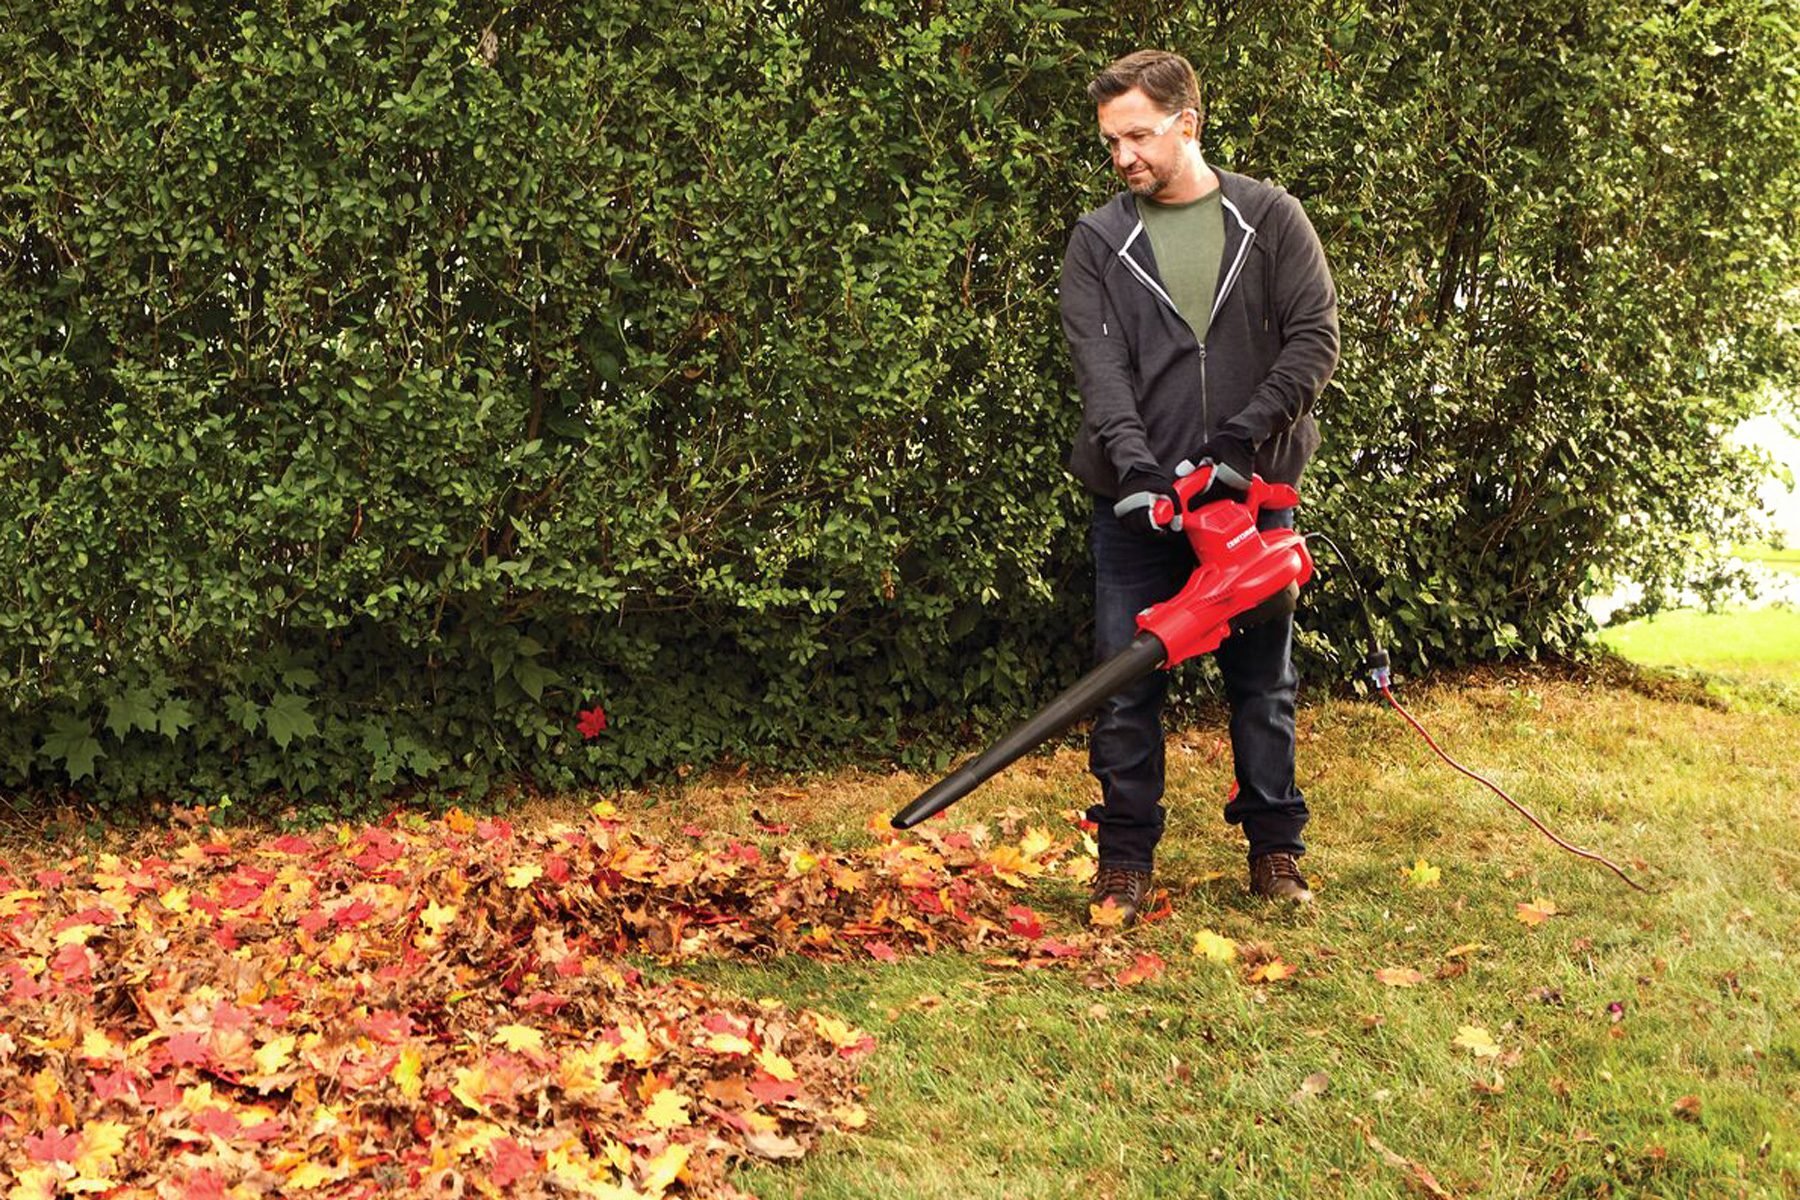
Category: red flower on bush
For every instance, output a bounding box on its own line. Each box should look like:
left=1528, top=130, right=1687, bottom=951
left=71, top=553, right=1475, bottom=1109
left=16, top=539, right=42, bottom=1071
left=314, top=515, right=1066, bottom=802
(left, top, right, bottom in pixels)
left=577, top=705, right=608, bottom=739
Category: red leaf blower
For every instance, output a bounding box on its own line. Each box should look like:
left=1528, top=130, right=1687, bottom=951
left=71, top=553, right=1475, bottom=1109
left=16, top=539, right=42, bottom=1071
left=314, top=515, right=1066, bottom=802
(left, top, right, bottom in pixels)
left=891, top=464, right=1312, bottom=830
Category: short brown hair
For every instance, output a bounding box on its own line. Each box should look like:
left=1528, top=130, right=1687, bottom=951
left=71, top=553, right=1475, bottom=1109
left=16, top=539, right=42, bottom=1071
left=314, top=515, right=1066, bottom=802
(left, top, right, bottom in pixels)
left=1087, top=49, right=1202, bottom=119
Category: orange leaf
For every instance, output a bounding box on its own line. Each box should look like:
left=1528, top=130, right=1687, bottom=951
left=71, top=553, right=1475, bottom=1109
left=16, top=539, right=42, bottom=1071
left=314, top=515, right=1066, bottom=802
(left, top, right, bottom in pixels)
left=1116, top=952, right=1166, bottom=987
left=1516, top=897, right=1558, bottom=927
left=1247, top=958, right=1297, bottom=984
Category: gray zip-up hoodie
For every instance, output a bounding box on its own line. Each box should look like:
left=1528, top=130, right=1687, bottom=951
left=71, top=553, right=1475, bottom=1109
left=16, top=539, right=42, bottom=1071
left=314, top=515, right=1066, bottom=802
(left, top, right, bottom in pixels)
left=1060, top=169, right=1339, bottom=496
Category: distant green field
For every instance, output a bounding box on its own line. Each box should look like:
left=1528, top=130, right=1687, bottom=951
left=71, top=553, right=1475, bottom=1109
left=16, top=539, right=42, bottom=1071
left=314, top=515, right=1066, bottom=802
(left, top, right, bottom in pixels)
left=1600, top=605, right=1800, bottom=684
left=1735, top=542, right=1800, bottom=574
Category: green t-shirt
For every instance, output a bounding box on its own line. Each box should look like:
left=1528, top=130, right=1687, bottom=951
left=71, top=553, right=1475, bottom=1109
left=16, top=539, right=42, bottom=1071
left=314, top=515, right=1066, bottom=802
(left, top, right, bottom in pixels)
left=1138, top=187, right=1226, bottom=344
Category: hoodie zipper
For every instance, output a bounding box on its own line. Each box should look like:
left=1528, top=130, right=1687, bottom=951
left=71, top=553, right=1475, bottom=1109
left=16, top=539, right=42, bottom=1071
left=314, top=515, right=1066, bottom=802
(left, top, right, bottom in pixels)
left=1118, top=197, right=1258, bottom=442
left=1199, top=198, right=1256, bottom=441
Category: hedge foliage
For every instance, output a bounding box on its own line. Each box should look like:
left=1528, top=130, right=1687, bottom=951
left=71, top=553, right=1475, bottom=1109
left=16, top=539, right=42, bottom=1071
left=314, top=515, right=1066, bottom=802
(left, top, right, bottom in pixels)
left=3, top=0, right=1797, bottom=812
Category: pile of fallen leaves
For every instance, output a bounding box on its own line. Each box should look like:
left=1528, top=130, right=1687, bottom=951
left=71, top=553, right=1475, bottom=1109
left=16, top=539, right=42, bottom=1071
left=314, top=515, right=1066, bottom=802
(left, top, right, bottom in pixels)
left=0, top=803, right=1112, bottom=1198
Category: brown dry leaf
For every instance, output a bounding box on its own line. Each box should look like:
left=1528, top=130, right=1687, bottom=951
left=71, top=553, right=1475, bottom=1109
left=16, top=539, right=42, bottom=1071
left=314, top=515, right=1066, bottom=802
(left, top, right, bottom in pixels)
left=1375, top=966, right=1425, bottom=988
left=1471, top=1071, right=1506, bottom=1096
left=1290, top=1071, right=1331, bottom=1103
left=1364, top=1128, right=1456, bottom=1199
left=1672, top=1094, right=1702, bottom=1122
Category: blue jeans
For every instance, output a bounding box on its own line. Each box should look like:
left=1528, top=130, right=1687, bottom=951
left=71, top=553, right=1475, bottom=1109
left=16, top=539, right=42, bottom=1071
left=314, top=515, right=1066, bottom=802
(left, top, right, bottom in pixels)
left=1087, top=498, right=1308, bottom=871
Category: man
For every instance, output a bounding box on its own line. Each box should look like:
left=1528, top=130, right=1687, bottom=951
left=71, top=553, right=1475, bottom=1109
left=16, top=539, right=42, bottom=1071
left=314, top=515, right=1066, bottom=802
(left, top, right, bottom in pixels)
left=1060, top=49, right=1339, bottom=924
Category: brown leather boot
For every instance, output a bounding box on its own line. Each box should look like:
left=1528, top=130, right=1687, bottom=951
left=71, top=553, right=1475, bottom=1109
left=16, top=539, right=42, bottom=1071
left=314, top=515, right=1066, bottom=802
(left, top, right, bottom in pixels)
left=1089, top=866, right=1153, bottom=929
left=1249, top=852, right=1314, bottom=903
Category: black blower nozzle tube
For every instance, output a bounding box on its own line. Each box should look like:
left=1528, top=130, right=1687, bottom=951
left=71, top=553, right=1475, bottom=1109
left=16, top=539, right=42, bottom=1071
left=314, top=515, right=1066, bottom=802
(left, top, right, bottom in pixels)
left=890, top=632, right=1168, bottom=830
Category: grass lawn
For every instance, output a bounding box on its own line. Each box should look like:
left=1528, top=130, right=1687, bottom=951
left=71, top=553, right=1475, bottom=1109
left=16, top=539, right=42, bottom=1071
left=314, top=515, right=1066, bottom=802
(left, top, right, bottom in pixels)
left=655, top=668, right=1800, bottom=1199
left=4, top=667, right=1796, bottom=1198
left=1599, top=606, right=1800, bottom=690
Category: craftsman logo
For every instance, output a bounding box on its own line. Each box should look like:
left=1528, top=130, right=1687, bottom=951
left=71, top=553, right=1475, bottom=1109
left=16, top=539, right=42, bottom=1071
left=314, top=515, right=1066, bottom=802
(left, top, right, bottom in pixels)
left=1227, top=528, right=1256, bottom=551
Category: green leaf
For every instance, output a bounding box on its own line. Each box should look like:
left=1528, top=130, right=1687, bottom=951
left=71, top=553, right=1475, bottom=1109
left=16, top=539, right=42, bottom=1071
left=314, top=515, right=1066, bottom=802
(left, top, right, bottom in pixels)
left=105, top=687, right=159, bottom=738
left=263, top=693, right=319, bottom=750
left=156, top=698, right=197, bottom=739
left=42, top=715, right=104, bottom=781
left=511, top=658, right=560, bottom=703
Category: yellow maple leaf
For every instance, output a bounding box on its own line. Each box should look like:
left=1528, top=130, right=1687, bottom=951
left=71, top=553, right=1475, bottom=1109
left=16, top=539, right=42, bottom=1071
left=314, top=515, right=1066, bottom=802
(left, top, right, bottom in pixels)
left=1375, top=966, right=1426, bottom=987
left=451, top=1063, right=494, bottom=1114
left=1453, top=1025, right=1502, bottom=1058
left=73, top=1120, right=128, bottom=1177
left=1516, top=897, right=1558, bottom=927
left=1444, top=942, right=1487, bottom=959
left=614, top=1020, right=655, bottom=1067
left=1403, top=858, right=1442, bottom=888
left=79, top=1029, right=119, bottom=1063
left=504, top=863, right=543, bottom=889
left=493, top=1024, right=547, bottom=1056
left=253, top=1035, right=296, bottom=1077
left=589, top=800, right=620, bottom=820
left=160, top=886, right=190, bottom=914
left=419, top=900, right=458, bottom=934
left=53, top=922, right=101, bottom=947
left=810, top=1012, right=871, bottom=1051
left=556, top=1046, right=615, bottom=1101
left=7, top=1166, right=61, bottom=1200
left=392, top=1046, right=424, bottom=1099
left=643, top=1088, right=691, bottom=1130
left=1193, top=929, right=1239, bottom=963
left=757, top=1048, right=798, bottom=1081
left=286, top=1161, right=339, bottom=1190
left=704, top=1032, right=754, bottom=1056
left=446, top=1120, right=507, bottom=1157
left=638, top=1141, right=690, bottom=1196
left=984, top=844, right=1041, bottom=886
left=1018, top=827, right=1056, bottom=860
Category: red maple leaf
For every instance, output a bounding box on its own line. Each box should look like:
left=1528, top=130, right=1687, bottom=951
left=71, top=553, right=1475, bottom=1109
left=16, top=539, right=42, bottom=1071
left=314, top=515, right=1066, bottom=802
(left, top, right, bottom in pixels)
left=865, top=941, right=900, bottom=963
left=191, top=1107, right=243, bottom=1139
left=50, top=942, right=94, bottom=982
left=1006, top=905, right=1044, bottom=940
left=164, top=1031, right=210, bottom=1067
left=25, top=1126, right=82, bottom=1163
left=183, top=1169, right=228, bottom=1200
left=90, top=1068, right=137, bottom=1102
left=577, top=705, right=608, bottom=739
left=360, top=1010, right=412, bottom=1043
left=489, top=1137, right=541, bottom=1186
left=749, top=1076, right=805, bottom=1105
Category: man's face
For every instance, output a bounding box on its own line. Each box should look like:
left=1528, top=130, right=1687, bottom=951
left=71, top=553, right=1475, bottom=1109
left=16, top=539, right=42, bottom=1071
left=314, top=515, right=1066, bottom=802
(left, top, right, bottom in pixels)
left=1096, top=88, right=1194, bottom=199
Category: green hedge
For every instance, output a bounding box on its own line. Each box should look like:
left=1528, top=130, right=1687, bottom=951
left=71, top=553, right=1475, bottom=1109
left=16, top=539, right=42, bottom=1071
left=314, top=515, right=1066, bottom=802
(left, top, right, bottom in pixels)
left=3, top=0, right=1796, bottom=812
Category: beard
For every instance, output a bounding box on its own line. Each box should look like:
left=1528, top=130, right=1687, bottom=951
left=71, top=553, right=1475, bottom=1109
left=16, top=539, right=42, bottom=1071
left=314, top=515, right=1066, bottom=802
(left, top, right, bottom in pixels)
left=1122, top=162, right=1170, bottom=198
left=1123, top=170, right=1166, bottom=197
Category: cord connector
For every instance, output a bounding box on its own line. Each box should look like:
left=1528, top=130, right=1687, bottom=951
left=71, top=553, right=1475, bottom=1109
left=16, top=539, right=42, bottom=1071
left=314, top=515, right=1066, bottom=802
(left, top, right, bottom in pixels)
left=1364, top=647, right=1391, bottom=690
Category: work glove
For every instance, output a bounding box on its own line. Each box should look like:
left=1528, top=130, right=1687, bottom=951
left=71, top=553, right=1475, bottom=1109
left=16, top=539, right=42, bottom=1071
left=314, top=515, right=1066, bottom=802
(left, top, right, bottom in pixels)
left=1113, top=466, right=1181, bottom=538
left=1183, top=432, right=1256, bottom=505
